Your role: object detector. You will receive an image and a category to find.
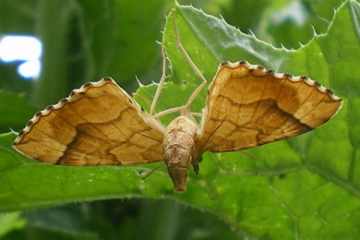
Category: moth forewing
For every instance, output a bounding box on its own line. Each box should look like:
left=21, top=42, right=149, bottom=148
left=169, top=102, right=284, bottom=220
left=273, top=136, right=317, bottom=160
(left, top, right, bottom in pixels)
left=198, top=61, right=342, bottom=153
left=13, top=79, right=166, bottom=166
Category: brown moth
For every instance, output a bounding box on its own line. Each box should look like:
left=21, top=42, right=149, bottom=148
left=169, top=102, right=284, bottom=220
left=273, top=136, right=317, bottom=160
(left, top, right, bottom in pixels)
left=12, top=25, right=342, bottom=192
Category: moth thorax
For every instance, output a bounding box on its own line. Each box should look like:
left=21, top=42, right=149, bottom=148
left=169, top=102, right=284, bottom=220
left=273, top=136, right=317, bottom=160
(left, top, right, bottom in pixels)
left=164, top=116, right=198, bottom=192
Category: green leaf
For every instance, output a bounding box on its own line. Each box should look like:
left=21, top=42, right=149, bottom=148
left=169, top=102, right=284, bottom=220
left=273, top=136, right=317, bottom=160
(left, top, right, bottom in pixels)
left=0, top=133, right=170, bottom=211
left=0, top=212, right=26, bottom=237
left=1, top=1, right=360, bottom=239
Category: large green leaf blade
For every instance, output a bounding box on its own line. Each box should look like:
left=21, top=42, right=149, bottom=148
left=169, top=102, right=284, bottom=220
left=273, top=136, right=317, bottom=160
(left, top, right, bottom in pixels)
left=0, top=132, right=171, bottom=211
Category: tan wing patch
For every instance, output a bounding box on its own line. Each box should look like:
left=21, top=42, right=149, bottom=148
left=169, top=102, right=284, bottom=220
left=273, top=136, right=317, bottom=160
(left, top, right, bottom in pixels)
left=13, top=79, right=165, bottom=165
left=199, top=61, right=342, bottom=152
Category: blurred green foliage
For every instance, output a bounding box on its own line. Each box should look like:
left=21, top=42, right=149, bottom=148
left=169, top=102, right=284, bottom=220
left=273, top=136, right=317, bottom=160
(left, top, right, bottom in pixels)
left=1, top=0, right=359, bottom=239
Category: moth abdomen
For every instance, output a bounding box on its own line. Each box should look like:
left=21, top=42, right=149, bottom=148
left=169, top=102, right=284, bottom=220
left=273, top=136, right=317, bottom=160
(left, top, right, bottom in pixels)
left=164, top=116, right=199, bottom=191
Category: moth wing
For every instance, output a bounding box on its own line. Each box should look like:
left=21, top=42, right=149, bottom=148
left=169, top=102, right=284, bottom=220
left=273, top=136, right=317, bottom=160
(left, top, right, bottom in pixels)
left=198, top=62, right=342, bottom=152
left=13, top=79, right=165, bottom=165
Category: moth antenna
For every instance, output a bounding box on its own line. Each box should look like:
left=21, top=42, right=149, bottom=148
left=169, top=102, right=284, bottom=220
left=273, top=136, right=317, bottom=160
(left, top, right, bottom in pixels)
left=150, top=44, right=168, bottom=115
left=173, top=16, right=208, bottom=112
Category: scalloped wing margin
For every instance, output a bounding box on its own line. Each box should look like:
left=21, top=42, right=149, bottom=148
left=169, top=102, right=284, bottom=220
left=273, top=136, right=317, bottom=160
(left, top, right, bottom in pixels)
left=13, top=78, right=165, bottom=165
left=198, top=61, right=342, bottom=152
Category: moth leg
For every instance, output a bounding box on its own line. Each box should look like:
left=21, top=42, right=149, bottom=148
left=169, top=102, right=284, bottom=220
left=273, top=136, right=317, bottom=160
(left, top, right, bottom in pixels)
left=154, top=105, right=186, bottom=118
left=150, top=45, right=168, bottom=115
left=191, top=155, right=203, bottom=175
left=174, top=19, right=208, bottom=111
left=192, top=162, right=199, bottom=175
left=153, top=107, right=204, bottom=119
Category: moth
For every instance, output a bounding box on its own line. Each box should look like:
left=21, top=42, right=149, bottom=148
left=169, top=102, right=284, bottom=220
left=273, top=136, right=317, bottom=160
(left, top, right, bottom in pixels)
left=13, top=27, right=342, bottom=192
